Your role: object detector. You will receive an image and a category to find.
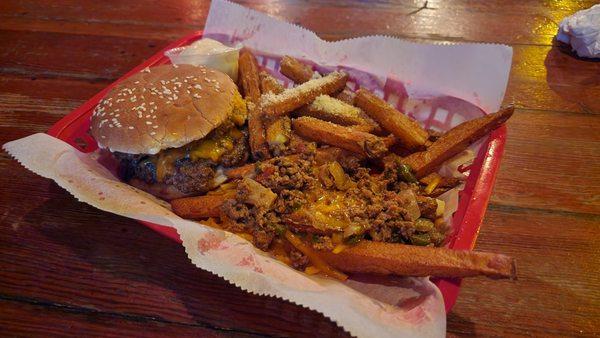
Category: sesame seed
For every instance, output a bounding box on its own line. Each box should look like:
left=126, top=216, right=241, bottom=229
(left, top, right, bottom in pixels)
left=153, top=125, right=158, bottom=129
left=146, top=121, right=152, bottom=125
left=129, top=126, right=135, bottom=130
left=150, top=131, right=157, bottom=135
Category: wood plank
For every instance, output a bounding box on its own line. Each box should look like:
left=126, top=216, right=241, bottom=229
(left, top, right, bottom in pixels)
left=0, top=30, right=168, bottom=81
left=1, top=29, right=598, bottom=114
left=492, top=108, right=600, bottom=215
left=0, top=74, right=107, bottom=100
left=1, top=0, right=597, bottom=45
left=0, top=173, right=349, bottom=337
left=506, top=45, right=600, bottom=114
left=0, top=297, right=259, bottom=337
left=448, top=205, right=600, bottom=337
left=1, top=1, right=598, bottom=336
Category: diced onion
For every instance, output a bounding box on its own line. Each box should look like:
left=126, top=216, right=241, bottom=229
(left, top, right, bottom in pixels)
left=304, top=266, right=321, bottom=275
left=424, top=174, right=442, bottom=194
left=343, top=224, right=363, bottom=238
left=332, top=244, right=347, bottom=254
left=435, top=199, right=445, bottom=217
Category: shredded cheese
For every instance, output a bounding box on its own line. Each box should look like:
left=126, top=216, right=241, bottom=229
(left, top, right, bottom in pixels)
left=310, top=95, right=361, bottom=117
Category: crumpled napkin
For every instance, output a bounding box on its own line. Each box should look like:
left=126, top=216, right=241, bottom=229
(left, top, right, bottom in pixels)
left=556, top=4, right=600, bottom=58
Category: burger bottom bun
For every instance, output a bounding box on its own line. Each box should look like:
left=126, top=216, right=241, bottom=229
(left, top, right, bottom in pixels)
left=129, top=178, right=195, bottom=201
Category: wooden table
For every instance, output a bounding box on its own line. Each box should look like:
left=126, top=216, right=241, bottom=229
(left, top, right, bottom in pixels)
left=1, top=1, right=599, bottom=336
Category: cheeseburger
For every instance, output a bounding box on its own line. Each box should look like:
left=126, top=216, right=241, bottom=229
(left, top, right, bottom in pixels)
left=90, top=64, right=248, bottom=200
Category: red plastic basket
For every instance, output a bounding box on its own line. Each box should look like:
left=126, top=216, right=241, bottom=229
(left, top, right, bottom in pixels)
left=47, top=31, right=506, bottom=313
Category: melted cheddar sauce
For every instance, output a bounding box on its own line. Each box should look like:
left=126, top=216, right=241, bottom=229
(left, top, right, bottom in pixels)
left=150, top=93, right=248, bottom=182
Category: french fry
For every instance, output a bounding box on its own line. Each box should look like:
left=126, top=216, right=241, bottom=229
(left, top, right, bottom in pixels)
left=261, top=71, right=348, bottom=118
left=382, top=134, right=398, bottom=148
left=238, top=50, right=261, bottom=103
left=246, top=102, right=270, bottom=160
left=347, top=124, right=378, bottom=133
left=403, top=105, right=514, bottom=177
left=260, top=71, right=292, bottom=154
left=171, top=192, right=235, bottom=219
left=239, top=51, right=270, bottom=160
left=280, top=55, right=316, bottom=83
left=297, top=94, right=375, bottom=130
left=320, top=241, right=516, bottom=279
left=292, top=116, right=388, bottom=158
left=335, top=87, right=355, bottom=105
left=355, top=88, right=429, bottom=149
left=225, top=163, right=256, bottom=180
left=259, top=71, right=285, bottom=94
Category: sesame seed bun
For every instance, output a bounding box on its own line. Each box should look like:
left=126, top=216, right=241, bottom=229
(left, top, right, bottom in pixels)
left=90, top=64, right=239, bottom=155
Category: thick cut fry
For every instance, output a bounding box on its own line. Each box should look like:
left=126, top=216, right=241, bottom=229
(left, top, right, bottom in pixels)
left=261, top=71, right=348, bottom=118
left=260, top=72, right=291, bottom=154
left=335, top=88, right=355, bottom=105
left=355, top=88, right=429, bottom=149
left=403, top=105, right=514, bottom=177
left=320, top=241, right=516, bottom=279
left=259, top=71, right=285, bottom=94
left=225, top=163, right=256, bottom=180
left=347, top=124, right=377, bottom=133
left=171, top=192, right=234, bottom=219
left=297, top=94, right=375, bottom=129
left=292, top=116, right=388, bottom=158
left=239, top=51, right=270, bottom=160
left=238, top=50, right=261, bottom=103
left=280, top=55, right=316, bottom=84
left=246, top=102, right=270, bottom=160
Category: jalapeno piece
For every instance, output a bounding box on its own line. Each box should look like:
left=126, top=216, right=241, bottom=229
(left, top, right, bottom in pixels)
left=398, top=163, right=418, bottom=183
left=414, top=218, right=435, bottom=232
left=410, top=233, right=431, bottom=246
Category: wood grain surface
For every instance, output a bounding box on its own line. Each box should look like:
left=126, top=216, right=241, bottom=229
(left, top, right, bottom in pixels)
left=1, top=1, right=599, bottom=337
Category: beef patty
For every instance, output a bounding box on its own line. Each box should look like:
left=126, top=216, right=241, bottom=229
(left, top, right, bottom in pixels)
left=115, top=130, right=249, bottom=195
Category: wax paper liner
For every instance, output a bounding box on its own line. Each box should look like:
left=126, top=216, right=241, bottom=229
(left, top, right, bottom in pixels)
left=3, top=1, right=512, bottom=337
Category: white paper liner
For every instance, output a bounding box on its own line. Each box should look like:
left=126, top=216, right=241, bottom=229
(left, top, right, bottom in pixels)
left=3, top=1, right=513, bottom=337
